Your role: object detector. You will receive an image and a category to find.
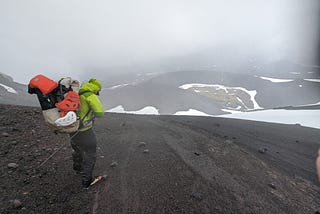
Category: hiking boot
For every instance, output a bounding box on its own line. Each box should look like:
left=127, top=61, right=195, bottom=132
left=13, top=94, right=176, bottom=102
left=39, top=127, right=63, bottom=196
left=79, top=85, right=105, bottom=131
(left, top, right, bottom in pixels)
left=82, top=175, right=106, bottom=189
left=82, top=177, right=93, bottom=190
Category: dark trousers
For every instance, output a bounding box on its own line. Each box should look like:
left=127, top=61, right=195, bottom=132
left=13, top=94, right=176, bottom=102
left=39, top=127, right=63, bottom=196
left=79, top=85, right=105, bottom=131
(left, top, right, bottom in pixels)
left=70, top=128, right=97, bottom=183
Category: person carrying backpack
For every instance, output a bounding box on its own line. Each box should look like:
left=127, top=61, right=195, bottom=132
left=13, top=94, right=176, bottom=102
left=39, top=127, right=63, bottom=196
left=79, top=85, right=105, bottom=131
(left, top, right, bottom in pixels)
left=70, top=78, right=105, bottom=189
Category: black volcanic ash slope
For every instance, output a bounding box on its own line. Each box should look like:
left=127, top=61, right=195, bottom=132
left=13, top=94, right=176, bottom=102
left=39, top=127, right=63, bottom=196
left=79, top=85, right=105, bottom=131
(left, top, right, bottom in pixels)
left=1, top=104, right=320, bottom=213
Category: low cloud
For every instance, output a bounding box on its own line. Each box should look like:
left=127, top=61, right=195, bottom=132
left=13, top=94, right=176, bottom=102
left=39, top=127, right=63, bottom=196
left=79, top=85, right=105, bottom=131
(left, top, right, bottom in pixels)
left=0, top=0, right=319, bottom=83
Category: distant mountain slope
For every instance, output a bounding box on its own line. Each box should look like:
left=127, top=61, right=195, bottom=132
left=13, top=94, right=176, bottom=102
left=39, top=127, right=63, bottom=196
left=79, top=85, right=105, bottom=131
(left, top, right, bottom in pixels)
left=100, top=68, right=320, bottom=115
left=1, top=59, right=319, bottom=114
left=0, top=73, right=38, bottom=106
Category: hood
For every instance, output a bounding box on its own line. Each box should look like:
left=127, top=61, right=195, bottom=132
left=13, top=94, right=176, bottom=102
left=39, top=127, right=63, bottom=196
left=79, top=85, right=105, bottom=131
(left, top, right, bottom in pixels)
left=79, top=82, right=101, bottom=94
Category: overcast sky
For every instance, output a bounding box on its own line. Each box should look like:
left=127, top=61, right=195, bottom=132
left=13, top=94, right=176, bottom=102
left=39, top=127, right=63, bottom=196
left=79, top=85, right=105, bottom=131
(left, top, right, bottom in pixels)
left=0, top=0, right=319, bottom=83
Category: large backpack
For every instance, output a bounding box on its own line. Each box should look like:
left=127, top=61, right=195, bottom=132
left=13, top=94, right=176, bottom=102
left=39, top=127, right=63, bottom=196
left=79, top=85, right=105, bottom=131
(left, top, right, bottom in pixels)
left=28, top=74, right=81, bottom=133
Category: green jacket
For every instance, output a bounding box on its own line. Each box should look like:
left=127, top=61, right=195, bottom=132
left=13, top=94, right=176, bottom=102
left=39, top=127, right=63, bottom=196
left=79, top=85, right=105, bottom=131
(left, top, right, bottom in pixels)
left=78, top=81, right=104, bottom=132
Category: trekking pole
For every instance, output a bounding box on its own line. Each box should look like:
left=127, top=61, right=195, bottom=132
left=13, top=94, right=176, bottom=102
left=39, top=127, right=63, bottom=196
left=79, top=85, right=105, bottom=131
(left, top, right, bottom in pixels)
left=36, top=131, right=79, bottom=169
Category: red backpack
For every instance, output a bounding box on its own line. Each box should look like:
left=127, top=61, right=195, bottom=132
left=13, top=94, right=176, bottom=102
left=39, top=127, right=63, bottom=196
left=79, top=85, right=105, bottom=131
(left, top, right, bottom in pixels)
left=29, top=74, right=58, bottom=95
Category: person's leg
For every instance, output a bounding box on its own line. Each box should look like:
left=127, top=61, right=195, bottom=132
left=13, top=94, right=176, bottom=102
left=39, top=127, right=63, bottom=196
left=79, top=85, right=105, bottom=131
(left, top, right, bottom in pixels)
left=70, top=134, right=84, bottom=174
left=79, top=128, right=97, bottom=188
left=317, top=149, right=320, bottom=182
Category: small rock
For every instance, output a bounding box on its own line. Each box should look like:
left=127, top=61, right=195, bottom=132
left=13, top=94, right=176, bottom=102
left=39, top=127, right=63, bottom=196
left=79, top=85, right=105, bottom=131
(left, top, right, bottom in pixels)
left=295, top=140, right=299, bottom=143
left=194, top=152, right=200, bottom=156
left=23, top=179, right=30, bottom=184
left=191, top=192, right=203, bottom=201
left=10, top=199, right=22, bottom=209
left=143, top=149, right=149, bottom=154
left=268, top=183, right=276, bottom=189
left=225, top=140, right=233, bottom=144
left=7, top=163, right=18, bottom=169
left=100, top=155, right=105, bottom=158
left=12, top=128, right=20, bottom=132
left=110, top=161, right=118, bottom=167
left=22, top=192, right=29, bottom=195
left=258, top=148, right=268, bottom=154
left=2, top=132, right=9, bottom=137
left=138, top=142, right=146, bottom=147
left=120, top=123, right=126, bottom=126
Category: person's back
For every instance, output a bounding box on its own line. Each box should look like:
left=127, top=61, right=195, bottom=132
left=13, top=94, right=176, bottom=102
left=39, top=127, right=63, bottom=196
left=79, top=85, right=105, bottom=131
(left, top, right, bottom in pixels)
left=78, top=78, right=104, bottom=130
left=70, top=78, right=104, bottom=189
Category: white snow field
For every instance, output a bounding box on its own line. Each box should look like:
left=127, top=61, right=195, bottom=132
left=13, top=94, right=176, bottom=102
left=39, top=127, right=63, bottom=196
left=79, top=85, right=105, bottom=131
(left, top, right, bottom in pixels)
left=106, top=84, right=130, bottom=90
left=179, top=83, right=262, bottom=110
left=217, top=109, right=320, bottom=129
left=304, top=79, right=320, bottom=83
left=174, top=109, right=211, bottom=116
left=107, top=105, right=320, bottom=129
left=0, top=83, right=18, bottom=94
left=107, top=105, right=159, bottom=115
left=258, top=76, right=294, bottom=83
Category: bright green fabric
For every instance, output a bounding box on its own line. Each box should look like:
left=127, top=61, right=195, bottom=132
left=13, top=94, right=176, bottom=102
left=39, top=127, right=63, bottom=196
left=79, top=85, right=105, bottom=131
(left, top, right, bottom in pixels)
left=88, top=79, right=102, bottom=91
left=78, top=81, right=104, bottom=131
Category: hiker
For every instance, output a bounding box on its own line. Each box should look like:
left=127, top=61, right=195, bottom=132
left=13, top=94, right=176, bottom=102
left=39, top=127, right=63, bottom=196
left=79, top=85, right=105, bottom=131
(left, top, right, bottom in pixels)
left=70, top=78, right=105, bottom=189
left=317, top=148, right=320, bottom=182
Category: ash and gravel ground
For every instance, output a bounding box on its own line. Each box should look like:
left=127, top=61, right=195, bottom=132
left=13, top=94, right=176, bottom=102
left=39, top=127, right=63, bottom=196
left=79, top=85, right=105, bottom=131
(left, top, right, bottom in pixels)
left=1, top=104, right=320, bottom=214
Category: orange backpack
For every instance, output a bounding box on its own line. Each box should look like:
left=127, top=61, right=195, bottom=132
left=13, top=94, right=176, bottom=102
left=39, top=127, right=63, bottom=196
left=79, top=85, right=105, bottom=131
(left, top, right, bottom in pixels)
left=29, top=74, right=58, bottom=95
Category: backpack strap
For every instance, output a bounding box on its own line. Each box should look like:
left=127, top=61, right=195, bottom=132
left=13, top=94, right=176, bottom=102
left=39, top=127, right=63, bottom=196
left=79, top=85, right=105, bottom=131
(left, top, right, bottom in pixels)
left=78, top=109, right=92, bottom=129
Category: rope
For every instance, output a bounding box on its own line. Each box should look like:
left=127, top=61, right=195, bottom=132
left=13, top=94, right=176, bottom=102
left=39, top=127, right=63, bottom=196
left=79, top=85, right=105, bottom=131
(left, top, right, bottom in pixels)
left=36, top=108, right=92, bottom=169
left=36, top=130, right=79, bottom=169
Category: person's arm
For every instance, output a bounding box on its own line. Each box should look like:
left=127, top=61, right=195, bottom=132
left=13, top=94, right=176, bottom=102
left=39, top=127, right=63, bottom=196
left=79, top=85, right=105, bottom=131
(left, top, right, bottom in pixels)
left=317, top=149, right=320, bottom=182
left=87, top=94, right=105, bottom=117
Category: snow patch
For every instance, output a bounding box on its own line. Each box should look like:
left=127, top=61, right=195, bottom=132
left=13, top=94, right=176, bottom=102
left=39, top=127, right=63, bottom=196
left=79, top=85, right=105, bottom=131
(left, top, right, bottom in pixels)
left=259, top=76, right=294, bottom=83
left=174, top=109, right=211, bottom=116
left=106, top=84, right=130, bottom=90
left=0, top=83, right=18, bottom=94
left=221, top=109, right=241, bottom=114
left=304, top=79, right=320, bottom=83
left=217, top=109, right=320, bottom=129
left=236, top=97, right=248, bottom=109
left=107, top=105, right=159, bottom=115
left=179, top=83, right=262, bottom=110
